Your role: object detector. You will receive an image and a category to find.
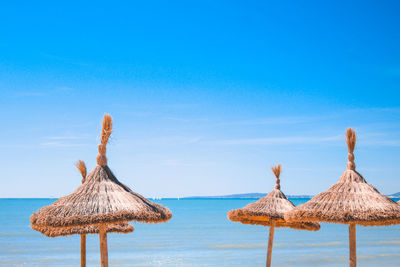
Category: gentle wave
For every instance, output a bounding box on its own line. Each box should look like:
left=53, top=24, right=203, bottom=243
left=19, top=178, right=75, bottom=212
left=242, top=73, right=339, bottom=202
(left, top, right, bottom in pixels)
left=3, top=198, right=400, bottom=266
left=211, top=243, right=265, bottom=249
left=212, top=241, right=344, bottom=249
left=375, top=241, right=400, bottom=245
left=0, top=233, right=37, bottom=237
left=276, top=241, right=343, bottom=248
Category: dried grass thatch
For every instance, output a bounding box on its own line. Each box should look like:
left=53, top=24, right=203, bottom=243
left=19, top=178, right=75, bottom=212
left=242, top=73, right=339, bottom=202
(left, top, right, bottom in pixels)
left=31, top=160, right=133, bottom=237
left=31, top=223, right=133, bottom=238
left=31, top=114, right=172, bottom=228
left=236, top=218, right=320, bottom=231
left=227, top=164, right=320, bottom=231
left=284, top=128, right=400, bottom=226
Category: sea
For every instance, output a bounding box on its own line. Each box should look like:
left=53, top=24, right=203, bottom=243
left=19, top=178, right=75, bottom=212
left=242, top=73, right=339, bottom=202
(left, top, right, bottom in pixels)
left=1, top=198, right=400, bottom=266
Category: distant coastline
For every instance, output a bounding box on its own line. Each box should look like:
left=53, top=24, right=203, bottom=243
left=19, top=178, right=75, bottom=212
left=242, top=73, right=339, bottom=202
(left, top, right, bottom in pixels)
left=2, top=192, right=400, bottom=199
left=183, top=192, right=400, bottom=199
left=183, top=193, right=313, bottom=199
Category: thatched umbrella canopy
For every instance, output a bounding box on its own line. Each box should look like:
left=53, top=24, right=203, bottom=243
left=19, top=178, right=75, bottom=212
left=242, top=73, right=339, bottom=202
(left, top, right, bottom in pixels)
left=31, top=160, right=133, bottom=267
left=31, top=115, right=172, bottom=267
left=227, top=164, right=320, bottom=267
left=285, top=128, right=400, bottom=267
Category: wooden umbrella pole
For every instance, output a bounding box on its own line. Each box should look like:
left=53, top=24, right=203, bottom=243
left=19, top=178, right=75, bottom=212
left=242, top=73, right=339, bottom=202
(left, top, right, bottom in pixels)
left=99, top=224, right=109, bottom=267
left=349, top=223, right=357, bottom=267
left=266, top=220, right=275, bottom=267
left=81, top=234, right=86, bottom=267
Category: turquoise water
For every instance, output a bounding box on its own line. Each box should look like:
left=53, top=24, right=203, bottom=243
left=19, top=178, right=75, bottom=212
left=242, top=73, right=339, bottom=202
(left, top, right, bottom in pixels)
left=1, top=198, right=400, bottom=266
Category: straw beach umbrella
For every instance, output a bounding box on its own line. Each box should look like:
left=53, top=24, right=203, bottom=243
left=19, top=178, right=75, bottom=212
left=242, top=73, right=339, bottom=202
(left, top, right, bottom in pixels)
left=31, top=115, right=172, bottom=267
left=227, top=164, right=320, bottom=267
left=284, top=128, right=400, bottom=267
left=31, top=160, right=133, bottom=267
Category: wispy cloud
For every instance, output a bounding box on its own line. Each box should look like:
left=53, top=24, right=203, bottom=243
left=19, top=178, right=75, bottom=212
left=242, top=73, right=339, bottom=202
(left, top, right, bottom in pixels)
left=123, top=136, right=204, bottom=146
left=11, top=87, right=75, bottom=98
left=215, top=108, right=400, bottom=127
left=162, top=159, right=214, bottom=167
left=12, top=91, right=46, bottom=97
left=54, top=86, right=74, bottom=92
left=40, top=134, right=90, bottom=147
left=40, top=142, right=88, bottom=147
left=207, top=131, right=400, bottom=147
left=46, top=135, right=89, bottom=140
left=163, top=103, right=199, bottom=109
left=0, top=144, right=37, bottom=149
left=209, top=135, right=343, bottom=146
left=360, top=139, right=400, bottom=147
left=164, top=117, right=209, bottom=123
left=347, top=107, right=400, bottom=113
left=216, top=116, right=319, bottom=126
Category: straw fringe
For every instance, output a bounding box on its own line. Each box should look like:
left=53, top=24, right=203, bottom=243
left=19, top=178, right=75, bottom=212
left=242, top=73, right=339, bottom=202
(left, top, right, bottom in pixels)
left=76, top=160, right=87, bottom=183
left=31, top=222, right=134, bottom=238
left=285, top=129, right=400, bottom=226
left=233, top=217, right=320, bottom=231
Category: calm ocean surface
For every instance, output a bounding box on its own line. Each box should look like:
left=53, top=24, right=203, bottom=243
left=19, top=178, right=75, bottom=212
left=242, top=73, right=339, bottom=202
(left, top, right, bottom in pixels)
left=1, top=198, right=400, bottom=266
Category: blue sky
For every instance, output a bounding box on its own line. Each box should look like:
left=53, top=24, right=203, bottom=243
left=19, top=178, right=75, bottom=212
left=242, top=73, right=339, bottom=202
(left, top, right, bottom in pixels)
left=0, top=1, right=399, bottom=197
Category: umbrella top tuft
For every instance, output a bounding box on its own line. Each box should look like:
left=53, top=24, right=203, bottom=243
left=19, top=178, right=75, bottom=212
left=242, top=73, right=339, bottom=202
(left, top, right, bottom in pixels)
left=346, top=128, right=356, bottom=170
left=97, top=114, right=112, bottom=166
left=76, top=160, right=87, bottom=183
left=271, top=164, right=281, bottom=190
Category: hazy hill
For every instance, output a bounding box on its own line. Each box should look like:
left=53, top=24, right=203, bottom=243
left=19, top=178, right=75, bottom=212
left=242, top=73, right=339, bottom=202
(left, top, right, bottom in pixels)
left=184, top=193, right=313, bottom=199
left=184, top=192, right=400, bottom=199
